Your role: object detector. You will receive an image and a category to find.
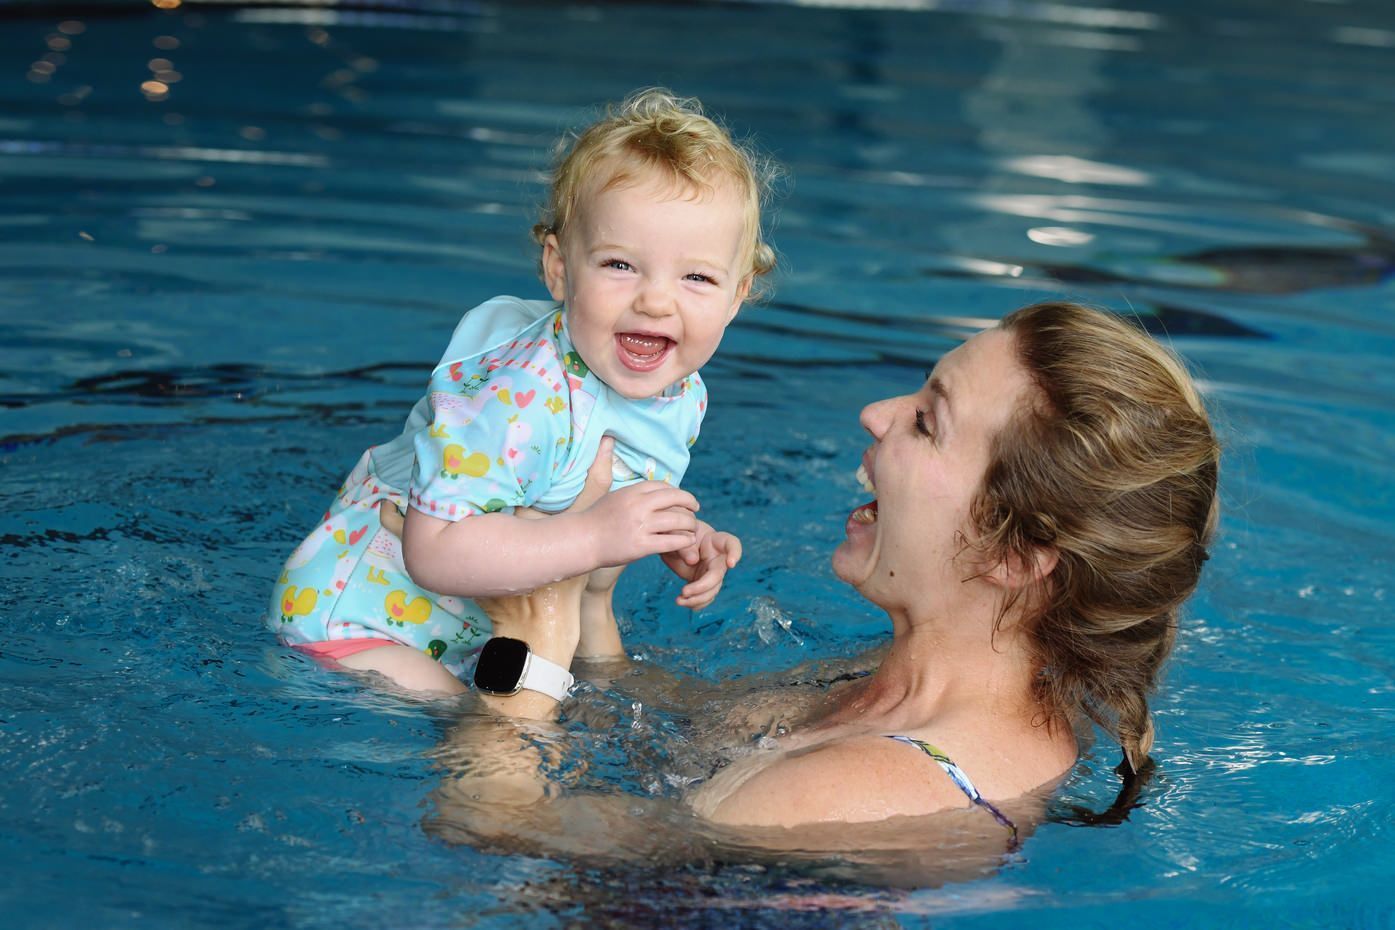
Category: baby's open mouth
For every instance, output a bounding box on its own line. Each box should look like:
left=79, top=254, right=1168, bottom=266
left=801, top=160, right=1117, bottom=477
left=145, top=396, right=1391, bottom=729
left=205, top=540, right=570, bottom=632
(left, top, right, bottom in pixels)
left=616, top=332, right=674, bottom=372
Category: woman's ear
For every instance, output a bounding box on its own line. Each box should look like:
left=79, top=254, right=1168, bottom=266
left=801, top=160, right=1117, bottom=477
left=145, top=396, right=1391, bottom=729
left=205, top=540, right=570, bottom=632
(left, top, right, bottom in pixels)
left=542, top=233, right=567, bottom=302
left=988, top=545, right=1058, bottom=591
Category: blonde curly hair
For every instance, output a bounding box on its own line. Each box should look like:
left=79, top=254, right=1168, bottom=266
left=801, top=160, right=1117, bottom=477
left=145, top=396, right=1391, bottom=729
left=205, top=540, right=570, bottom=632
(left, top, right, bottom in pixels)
left=532, top=87, right=779, bottom=299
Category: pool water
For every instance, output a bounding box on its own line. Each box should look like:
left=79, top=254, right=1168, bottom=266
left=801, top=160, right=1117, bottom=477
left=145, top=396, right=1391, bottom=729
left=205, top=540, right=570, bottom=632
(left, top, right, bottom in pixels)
left=4, top=0, right=1395, bottom=926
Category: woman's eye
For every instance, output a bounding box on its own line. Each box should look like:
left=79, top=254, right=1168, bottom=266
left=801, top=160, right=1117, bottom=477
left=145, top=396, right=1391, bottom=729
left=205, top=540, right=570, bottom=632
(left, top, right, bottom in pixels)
left=914, top=408, right=937, bottom=440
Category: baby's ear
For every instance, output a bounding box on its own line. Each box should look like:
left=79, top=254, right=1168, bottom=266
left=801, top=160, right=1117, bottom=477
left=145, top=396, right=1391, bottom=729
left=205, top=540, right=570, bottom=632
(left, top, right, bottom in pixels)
left=541, top=233, right=567, bottom=301
left=726, top=274, right=753, bottom=322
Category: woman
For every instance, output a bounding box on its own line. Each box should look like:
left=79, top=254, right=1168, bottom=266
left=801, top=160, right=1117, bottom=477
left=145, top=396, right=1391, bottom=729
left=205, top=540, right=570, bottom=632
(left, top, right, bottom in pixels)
left=428, top=300, right=1219, bottom=846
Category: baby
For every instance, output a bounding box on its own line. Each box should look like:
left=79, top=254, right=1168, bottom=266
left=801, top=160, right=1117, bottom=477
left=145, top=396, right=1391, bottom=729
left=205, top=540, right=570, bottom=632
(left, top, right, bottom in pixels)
left=267, top=88, right=777, bottom=693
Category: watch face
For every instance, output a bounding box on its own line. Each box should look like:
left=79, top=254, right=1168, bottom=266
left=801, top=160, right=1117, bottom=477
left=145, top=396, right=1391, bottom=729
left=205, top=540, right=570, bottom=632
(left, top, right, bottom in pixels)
left=473, top=637, right=529, bottom=694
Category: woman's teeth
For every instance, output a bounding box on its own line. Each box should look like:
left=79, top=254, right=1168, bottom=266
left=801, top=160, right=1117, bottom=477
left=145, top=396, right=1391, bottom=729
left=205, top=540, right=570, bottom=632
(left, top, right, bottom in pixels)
left=852, top=464, right=878, bottom=524
left=851, top=501, right=878, bottom=524
left=856, top=463, right=875, bottom=494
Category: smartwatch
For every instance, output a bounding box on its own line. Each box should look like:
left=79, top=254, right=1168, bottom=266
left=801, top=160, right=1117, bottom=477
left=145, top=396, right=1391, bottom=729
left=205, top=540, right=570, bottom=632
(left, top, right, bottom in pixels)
left=472, top=637, right=574, bottom=702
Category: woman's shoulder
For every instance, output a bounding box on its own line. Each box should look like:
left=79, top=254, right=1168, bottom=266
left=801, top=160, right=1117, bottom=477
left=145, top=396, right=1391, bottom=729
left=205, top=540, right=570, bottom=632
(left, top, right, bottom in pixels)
left=696, top=733, right=980, bottom=829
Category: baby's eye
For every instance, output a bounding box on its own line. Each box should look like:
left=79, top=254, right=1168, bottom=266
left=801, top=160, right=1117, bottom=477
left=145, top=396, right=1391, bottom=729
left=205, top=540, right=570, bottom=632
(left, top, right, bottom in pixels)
left=685, top=272, right=718, bottom=285
left=602, top=259, right=633, bottom=272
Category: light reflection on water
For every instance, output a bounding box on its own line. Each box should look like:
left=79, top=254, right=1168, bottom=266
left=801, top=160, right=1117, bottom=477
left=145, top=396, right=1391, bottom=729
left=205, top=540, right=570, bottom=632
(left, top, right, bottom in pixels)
left=2, top=0, right=1394, bottom=926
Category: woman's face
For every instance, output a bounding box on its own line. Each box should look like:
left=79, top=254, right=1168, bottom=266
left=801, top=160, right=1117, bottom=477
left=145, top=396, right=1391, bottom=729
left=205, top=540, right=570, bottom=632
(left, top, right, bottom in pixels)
left=833, top=327, right=1034, bottom=612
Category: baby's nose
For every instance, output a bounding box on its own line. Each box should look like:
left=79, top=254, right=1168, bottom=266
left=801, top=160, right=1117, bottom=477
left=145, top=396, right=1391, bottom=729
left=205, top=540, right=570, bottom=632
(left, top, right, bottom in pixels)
left=635, top=278, right=677, bottom=314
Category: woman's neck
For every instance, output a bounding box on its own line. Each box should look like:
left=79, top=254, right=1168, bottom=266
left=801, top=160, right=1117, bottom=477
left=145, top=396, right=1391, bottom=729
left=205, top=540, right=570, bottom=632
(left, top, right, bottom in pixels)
left=817, top=609, right=1038, bottom=735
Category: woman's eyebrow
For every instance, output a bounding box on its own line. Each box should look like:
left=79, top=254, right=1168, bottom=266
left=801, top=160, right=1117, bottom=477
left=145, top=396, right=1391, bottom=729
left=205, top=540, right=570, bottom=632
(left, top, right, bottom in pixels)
left=929, top=377, right=951, bottom=424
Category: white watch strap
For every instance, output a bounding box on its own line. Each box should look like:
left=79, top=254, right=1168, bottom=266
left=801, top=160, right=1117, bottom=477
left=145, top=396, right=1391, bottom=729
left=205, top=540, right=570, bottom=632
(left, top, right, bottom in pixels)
left=518, top=650, right=575, bottom=702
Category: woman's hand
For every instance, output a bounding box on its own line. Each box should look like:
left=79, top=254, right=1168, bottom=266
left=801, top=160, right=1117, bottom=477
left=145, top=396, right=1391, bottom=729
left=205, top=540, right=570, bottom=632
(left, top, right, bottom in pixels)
left=468, top=438, right=622, bottom=717
left=471, top=435, right=619, bottom=622
left=377, top=498, right=405, bottom=537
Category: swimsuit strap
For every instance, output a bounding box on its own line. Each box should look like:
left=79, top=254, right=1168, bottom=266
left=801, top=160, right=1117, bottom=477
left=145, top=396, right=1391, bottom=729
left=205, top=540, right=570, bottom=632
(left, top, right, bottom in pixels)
left=886, top=735, right=1019, bottom=846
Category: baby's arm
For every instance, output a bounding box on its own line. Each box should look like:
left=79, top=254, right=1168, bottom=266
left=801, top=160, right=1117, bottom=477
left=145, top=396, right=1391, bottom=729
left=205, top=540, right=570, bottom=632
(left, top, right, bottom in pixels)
left=402, top=476, right=699, bottom=598
left=573, top=515, right=742, bottom=661
left=568, top=518, right=741, bottom=655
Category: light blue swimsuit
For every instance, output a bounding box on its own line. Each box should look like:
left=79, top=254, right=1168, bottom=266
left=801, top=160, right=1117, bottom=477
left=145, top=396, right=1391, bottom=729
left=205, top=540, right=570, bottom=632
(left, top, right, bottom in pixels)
left=267, top=296, right=706, bottom=678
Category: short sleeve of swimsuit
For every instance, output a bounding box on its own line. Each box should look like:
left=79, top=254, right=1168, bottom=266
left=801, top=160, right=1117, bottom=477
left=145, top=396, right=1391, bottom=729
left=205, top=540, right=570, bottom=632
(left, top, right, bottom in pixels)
left=408, top=297, right=568, bottom=520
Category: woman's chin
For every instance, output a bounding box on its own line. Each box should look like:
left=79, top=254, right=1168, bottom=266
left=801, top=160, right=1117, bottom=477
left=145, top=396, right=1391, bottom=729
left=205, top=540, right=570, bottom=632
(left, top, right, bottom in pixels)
left=831, top=535, right=877, bottom=588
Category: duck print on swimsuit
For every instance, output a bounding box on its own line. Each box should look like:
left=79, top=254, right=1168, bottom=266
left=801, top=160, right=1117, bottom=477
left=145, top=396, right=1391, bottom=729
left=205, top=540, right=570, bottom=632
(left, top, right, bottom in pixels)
left=440, top=444, right=490, bottom=480
left=384, top=590, right=432, bottom=627
left=278, top=586, right=317, bottom=624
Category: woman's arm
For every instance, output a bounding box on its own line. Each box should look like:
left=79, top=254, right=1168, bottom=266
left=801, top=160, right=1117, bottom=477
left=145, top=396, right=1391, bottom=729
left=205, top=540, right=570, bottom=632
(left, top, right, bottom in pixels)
left=457, top=437, right=623, bottom=718
left=423, top=442, right=621, bottom=820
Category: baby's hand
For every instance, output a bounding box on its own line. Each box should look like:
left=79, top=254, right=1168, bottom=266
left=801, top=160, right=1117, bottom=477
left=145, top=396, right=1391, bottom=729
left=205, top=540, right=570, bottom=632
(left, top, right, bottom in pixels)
left=582, top=479, right=699, bottom=569
left=661, top=521, right=742, bottom=610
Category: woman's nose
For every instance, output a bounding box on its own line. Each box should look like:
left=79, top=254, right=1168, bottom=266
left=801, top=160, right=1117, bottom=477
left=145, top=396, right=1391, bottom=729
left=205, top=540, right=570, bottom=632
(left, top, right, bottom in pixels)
left=859, top=395, right=902, bottom=439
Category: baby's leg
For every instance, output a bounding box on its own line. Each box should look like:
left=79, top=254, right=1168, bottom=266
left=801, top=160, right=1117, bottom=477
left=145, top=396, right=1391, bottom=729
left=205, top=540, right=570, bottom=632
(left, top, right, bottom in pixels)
left=337, top=644, right=466, bottom=696
left=578, top=565, right=626, bottom=659
left=275, top=482, right=487, bottom=694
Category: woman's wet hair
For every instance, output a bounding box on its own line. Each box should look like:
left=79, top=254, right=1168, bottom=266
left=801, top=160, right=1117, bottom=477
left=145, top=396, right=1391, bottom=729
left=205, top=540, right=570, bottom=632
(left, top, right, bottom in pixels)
left=973, top=301, right=1220, bottom=775
left=532, top=87, right=779, bottom=298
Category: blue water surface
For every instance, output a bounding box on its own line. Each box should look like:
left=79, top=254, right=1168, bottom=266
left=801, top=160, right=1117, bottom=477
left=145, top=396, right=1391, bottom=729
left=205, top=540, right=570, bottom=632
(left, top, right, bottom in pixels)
left=3, top=0, right=1394, bottom=927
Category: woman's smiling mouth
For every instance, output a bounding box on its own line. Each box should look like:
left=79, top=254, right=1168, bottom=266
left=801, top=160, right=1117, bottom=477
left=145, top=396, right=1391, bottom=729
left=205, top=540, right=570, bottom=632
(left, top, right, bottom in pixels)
left=850, top=462, right=878, bottom=525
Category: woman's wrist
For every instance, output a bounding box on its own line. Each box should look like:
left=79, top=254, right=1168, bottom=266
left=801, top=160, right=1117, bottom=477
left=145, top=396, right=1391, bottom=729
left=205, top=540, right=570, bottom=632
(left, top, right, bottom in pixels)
left=487, top=619, right=578, bottom=674
left=474, top=579, right=585, bottom=719
left=476, top=686, right=567, bottom=720
left=473, top=628, right=577, bottom=720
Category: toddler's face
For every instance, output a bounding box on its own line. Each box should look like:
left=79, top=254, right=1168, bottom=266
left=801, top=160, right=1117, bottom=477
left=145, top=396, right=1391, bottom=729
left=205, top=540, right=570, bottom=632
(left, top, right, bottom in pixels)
left=542, top=170, right=750, bottom=399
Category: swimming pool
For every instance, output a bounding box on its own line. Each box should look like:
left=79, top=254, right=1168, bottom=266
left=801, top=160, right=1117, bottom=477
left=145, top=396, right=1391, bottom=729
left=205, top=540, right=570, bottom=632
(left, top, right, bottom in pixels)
left=3, top=0, right=1394, bottom=925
